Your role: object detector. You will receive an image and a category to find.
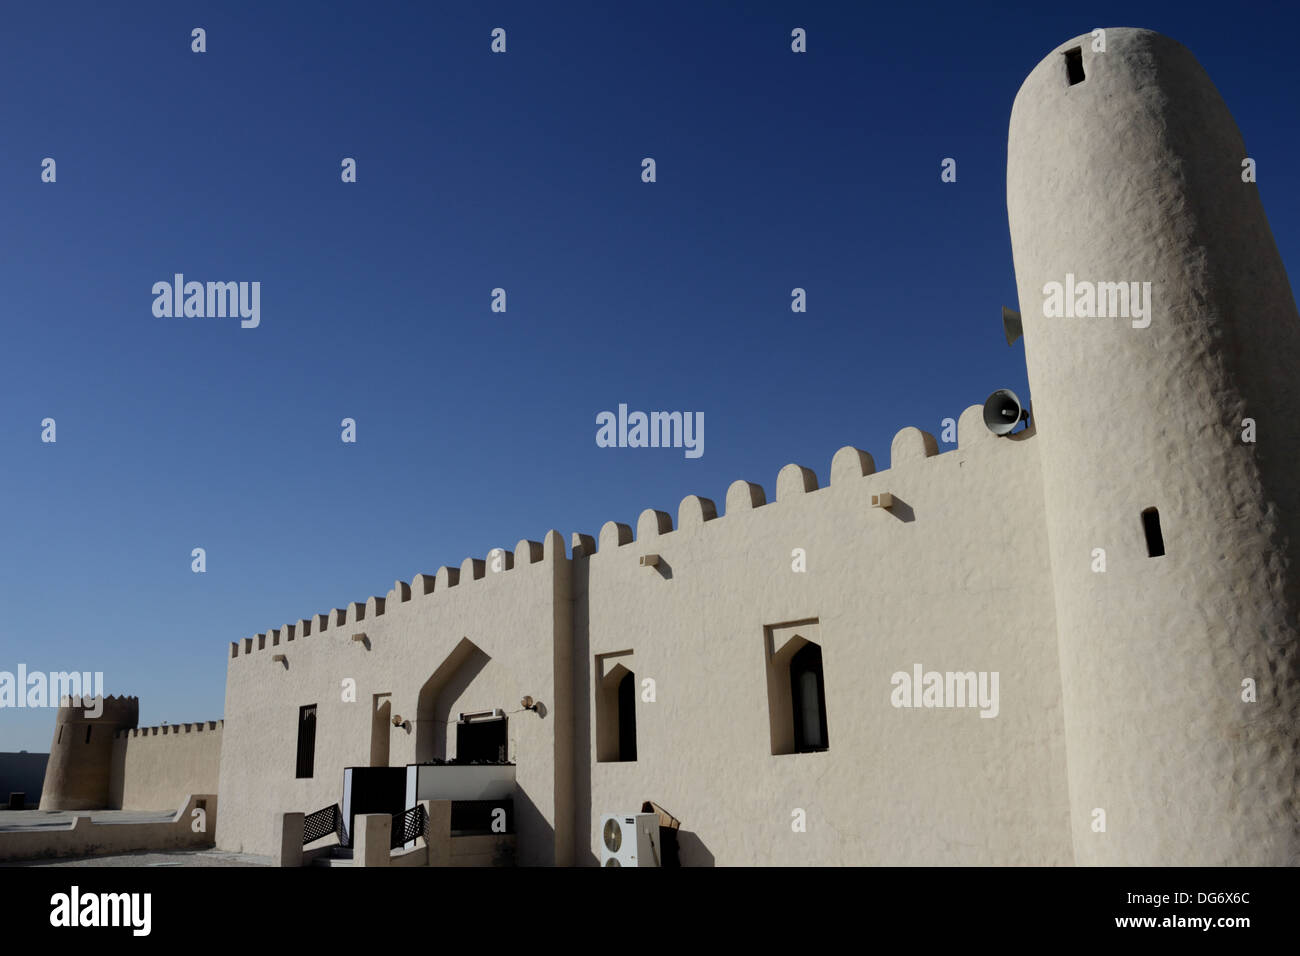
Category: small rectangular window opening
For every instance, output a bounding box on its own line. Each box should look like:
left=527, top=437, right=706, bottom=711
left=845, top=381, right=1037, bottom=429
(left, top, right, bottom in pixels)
left=296, top=704, right=317, bottom=778
left=84, top=725, right=92, bottom=744
left=1064, top=47, right=1085, bottom=86
left=1142, top=507, right=1165, bottom=557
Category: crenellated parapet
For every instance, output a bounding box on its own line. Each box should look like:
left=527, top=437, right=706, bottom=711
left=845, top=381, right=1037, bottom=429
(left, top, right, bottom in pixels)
left=227, top=410, right=1028, bottom=658
left=115, top=720, right=223, bottom=739
left=579, top=407, right=1028, bottom=558
left=53, top=694, right=139, bottom=727
left=229, top=528, right=568, bottom=660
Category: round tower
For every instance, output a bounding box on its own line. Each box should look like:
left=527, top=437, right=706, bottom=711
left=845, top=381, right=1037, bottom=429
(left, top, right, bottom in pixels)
left=39, top=695, right=139, bottom=810
left=1008, top=28, right=1300, bottom=865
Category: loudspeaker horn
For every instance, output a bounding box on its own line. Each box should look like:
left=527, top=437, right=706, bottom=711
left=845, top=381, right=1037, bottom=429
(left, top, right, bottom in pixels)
left=983, top=388, right=1029, bottom=436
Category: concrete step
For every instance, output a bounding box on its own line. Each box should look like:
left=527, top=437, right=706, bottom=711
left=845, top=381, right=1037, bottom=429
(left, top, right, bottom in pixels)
left=308, top=845, right=353, bottom=867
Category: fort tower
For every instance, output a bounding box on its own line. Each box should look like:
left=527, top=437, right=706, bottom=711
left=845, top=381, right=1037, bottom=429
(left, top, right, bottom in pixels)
left=39, top=695, right=139, bottom=811
left=1008, top=28, right=1300, bottom=864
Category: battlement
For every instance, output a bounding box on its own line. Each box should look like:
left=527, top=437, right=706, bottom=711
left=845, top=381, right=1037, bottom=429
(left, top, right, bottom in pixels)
left=581, top=405, right=1030, bottom=558
left=53, top=695, right=139, bottom=726
left=229, top=529, right=567, bottom=660
left=226, top=406, right=1033, bottom=661
left=115, top=720, right=223, bottom=739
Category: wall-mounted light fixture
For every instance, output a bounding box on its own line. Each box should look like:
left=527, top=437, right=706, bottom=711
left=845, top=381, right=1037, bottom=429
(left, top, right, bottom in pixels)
left=271, top=653, right=286, bottom=664
left=871, top=492, right=894, bottom=510
left=639, top=554, right=660, bottom=567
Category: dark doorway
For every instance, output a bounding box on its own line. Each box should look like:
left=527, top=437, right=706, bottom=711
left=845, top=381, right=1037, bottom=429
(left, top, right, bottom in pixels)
left=456, top=715, right=507, bottom=763
left=340, top=766, right=406, bottom=848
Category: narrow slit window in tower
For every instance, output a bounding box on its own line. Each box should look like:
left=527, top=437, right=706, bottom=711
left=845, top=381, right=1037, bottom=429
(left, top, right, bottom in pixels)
left=1142, top=507, right=1165, bottom=557
left=1064, top=47, right=1085, bottom=86
left=84, top=725, right=91, bottom=744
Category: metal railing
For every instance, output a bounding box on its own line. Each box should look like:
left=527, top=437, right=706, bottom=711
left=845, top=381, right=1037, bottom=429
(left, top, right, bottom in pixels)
left=303, top=803, right=347, bottom=847
left=391, top=804, right=428, bottom=850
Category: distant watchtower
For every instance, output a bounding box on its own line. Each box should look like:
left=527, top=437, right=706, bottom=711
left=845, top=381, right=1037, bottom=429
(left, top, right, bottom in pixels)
left=39, top=695, right=139, bottom=811
left=1008, top=29, right=1300, bottom=864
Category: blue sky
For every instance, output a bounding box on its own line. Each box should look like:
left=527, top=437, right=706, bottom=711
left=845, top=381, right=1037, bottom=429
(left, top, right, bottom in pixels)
left=2, top=1, right=1298, bottom=752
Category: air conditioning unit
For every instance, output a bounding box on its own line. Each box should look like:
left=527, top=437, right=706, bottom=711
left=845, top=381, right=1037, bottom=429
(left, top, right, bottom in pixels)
left=599, top=812, right=660, bottom=867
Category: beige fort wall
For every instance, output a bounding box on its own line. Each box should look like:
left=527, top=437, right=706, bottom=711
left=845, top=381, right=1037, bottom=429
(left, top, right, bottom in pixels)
left=576, top=408, right=1073, bottom=865
left=0, top=795, right=217, bottom=863
left=110, top=721, right=223, bottom=811
left=216, top=531, right=573, bottom=865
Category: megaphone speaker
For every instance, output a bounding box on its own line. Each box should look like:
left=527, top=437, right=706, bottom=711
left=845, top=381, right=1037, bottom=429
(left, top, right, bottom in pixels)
left=983, top=388, right=1029, bottom=436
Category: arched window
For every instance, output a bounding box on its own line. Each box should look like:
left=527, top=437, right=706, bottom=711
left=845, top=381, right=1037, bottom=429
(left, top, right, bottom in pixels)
left=617, top=670, right=638, bottom=762
left=596, top=657, right=638, bottom=763
left=790, top=643, right=829, bottom=753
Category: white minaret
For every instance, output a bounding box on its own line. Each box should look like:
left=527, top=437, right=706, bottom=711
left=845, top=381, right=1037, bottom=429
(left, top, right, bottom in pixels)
left=1007, top=28, right=1300, bottom=864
